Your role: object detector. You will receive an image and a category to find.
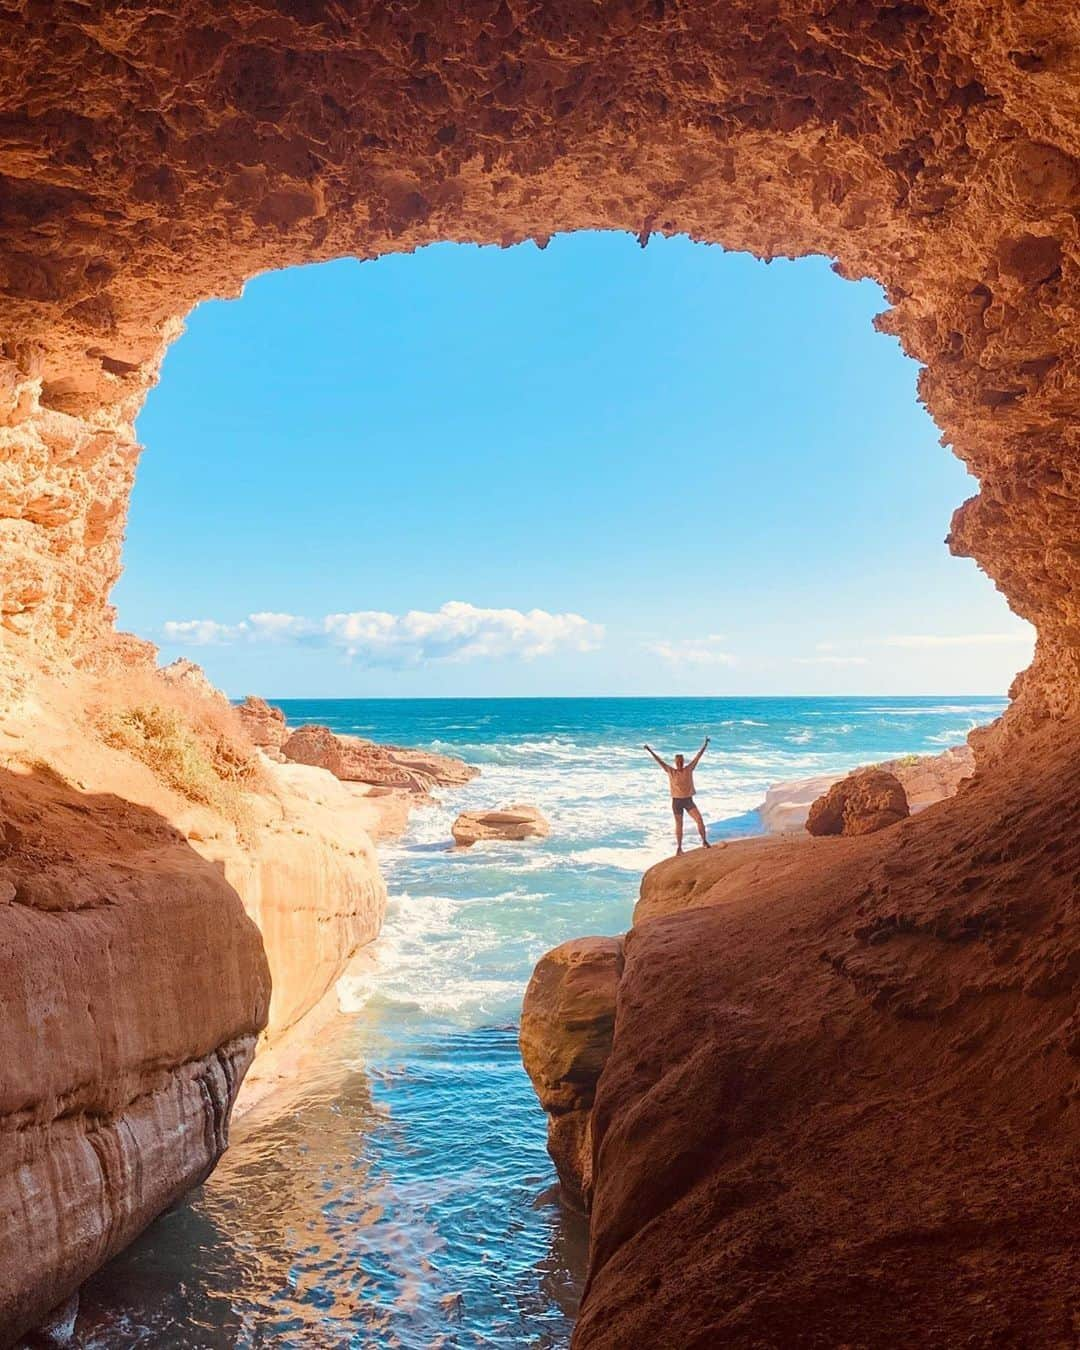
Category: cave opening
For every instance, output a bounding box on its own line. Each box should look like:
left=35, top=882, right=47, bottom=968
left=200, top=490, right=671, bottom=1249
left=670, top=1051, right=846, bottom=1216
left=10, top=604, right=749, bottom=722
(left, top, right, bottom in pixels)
left=2, top=4, right=1076, bottom=1346
left=63, top=231, right=1034, bottom=1346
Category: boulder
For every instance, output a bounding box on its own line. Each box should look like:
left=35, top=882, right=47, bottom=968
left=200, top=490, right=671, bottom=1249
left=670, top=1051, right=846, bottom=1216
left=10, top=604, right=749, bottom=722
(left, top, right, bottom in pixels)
left=236, top=695, right=289, bottom=750
left=280, top=723, right=346, bottom=773
left=279, top=724, right=410, bottom=785
left=806, top=768, right=910, bottom=837
left=520, top=936, right=624, bottom=1209
left=451, top=804, right=549, bottom=846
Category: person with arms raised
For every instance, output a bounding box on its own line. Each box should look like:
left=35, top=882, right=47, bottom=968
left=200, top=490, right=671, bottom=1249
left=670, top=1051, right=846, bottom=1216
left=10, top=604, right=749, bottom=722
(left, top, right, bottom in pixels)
left=644, top=737, right=711, bottom=854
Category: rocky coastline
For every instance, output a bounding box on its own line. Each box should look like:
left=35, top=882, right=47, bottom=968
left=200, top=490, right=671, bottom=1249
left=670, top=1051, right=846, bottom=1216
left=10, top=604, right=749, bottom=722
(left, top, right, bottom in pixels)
left=2, top=2, right=1078, bottom=1343
left=520, top=743, right=978, bottom=1205
left=520, top=732, right=1079, bottom=1346
left=0, top=661, right=475, bottom=1342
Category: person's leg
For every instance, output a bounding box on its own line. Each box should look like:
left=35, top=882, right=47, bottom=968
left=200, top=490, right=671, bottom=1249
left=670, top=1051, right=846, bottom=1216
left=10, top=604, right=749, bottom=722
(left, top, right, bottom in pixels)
left=673, top=803, right=685, bottom=854
left=689, top=804, right=709, bottom=847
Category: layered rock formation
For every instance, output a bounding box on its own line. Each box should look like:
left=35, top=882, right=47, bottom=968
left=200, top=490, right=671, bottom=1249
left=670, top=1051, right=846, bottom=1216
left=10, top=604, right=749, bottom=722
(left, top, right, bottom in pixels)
left=761, top=743, right=975, bottom=833
left=452, top=804, right=549, bottom=846
left=279, top=721, right=476, bottom=795
left=0, top=0, right=1077, bottom=1344
left=0, top=665, right=269, bottom=1339
left=806, top=766, right=910, bottom=836
left=0, top=658, right=396, bottom=1342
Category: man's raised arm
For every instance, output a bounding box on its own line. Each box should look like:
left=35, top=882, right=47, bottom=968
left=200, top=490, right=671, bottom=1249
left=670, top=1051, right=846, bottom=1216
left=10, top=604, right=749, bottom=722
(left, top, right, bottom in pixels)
left=690, top=736, right=711, bottom=769
left=644, top=744, right=672, bottom=771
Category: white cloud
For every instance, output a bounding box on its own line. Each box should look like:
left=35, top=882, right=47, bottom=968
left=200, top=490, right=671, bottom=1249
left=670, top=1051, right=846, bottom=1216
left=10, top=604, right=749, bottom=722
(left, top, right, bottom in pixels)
left=793, top=655, right=869, bottom=666
left=882, top=631, right=1034, bottom=649
left=162, top=600, right=603, bottom=667
left=646, top=635, right=736, bottom=667
left=162, top=618, right=249, bottom=645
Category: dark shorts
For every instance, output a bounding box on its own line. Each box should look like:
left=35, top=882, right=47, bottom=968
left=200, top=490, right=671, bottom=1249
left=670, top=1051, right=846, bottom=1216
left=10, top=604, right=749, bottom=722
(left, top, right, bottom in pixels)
left=671, top=796, right=696, bottom=815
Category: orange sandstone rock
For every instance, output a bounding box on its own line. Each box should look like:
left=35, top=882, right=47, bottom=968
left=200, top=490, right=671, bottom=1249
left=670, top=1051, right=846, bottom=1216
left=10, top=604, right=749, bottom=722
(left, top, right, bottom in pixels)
left=0, top=664, right=386, bottom=1342
left=520, top=937, right=624, bottom=1210
left=0, top=0, right=1072, bottom=759
left=280, top=721, right=476, bottom=795
left=761, top=743, right=975, bottom=832
left=806, top=767, right=911, bottom=836
left=0, top=758, right=269, bottom=1341
left=236, top=694, right=288, bottom=750
left=452, top=805, right=550, bottom=846
left=569, top=723, right=1080, bottom=1347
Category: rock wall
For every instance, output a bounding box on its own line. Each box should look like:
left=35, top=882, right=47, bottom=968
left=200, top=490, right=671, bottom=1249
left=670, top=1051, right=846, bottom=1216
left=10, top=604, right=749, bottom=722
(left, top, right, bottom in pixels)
left=545, top=724, right=1079, bottom=1346
left=520, top=937, right=624, bottom=1211
left=226, top=758, right=387, bottom=1044
left=0, top=661, right=387, bottom=1344
left=0, top=707, right=269, bottom=1339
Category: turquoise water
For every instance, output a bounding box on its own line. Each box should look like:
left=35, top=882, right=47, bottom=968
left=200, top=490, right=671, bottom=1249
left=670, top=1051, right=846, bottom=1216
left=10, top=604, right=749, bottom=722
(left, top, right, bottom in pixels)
left=75, top=697, right=1002, bottom=1348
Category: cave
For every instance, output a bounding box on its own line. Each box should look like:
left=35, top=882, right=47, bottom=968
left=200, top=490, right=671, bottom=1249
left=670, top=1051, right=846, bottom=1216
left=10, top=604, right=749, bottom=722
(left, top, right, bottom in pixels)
left=0, top=2, right=1076, bottom=1346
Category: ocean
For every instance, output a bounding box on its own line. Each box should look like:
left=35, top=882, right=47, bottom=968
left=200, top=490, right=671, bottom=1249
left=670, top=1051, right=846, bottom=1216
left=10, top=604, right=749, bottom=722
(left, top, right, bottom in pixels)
left=76, top=696, right=1003, bottom=1348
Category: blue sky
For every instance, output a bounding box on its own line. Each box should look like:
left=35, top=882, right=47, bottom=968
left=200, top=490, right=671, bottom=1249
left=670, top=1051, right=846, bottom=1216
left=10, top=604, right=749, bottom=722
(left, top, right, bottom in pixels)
left=114, top=232, right=1034, bottom=697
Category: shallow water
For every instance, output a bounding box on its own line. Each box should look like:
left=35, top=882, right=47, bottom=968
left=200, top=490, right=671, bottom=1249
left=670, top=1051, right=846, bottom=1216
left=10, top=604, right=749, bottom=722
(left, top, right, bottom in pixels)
left=75, top=697, right=1002, bottom=1348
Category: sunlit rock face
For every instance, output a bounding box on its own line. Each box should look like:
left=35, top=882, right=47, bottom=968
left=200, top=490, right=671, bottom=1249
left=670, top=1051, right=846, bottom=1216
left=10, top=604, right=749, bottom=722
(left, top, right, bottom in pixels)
left=0, top=682, right=272, bottom=1342
left=0, top=0, right=1078, bottom=1345
left=0, top=660, right=392, bottom=1343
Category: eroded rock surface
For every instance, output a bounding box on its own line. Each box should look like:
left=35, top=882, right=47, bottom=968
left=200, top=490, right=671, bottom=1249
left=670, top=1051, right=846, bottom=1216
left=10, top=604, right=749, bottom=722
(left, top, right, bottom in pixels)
left=236, top=694, right=288, bottom=750
left=806, top=767, right=910, bottom=836
left=0, top=0, right=1077, bottom=1344
left=520, top=937, right=624, bottom=1210
left=569, top=722, right=1080, bottom=1347
left=0, top=1, right=1074, bottom=757
left=0, top=661, right=386, bottom=1342
left=0, top=706, right=269, bottom=1340
left=452, top=804, right=549, bottom=846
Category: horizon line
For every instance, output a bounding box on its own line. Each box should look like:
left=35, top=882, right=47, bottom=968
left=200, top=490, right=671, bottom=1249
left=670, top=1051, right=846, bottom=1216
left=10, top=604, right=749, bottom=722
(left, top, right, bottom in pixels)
left=243, top=691, right=1010, bottom=703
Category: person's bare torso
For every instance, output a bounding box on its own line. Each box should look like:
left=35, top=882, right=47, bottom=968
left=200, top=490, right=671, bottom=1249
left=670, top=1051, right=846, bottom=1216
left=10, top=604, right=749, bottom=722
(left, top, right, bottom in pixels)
left=666, top=764, right=696, bottom=798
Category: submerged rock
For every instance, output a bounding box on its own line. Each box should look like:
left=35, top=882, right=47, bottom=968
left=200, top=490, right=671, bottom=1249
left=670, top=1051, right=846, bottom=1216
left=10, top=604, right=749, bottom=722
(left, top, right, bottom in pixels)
left=451, top=805, right=549, bottom=846
left=806, top=768, right=910, bottom=837
left=520, top=936, right=624, bottom=1210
